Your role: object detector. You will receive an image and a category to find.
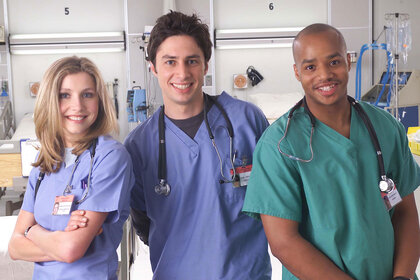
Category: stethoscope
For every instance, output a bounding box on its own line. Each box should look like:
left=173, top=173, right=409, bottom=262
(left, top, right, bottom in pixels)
left=34, top=139, right=97, bottom=204
left=154, top=94, right=237, bottom=196
left=278, top=95, right=395, bottom=193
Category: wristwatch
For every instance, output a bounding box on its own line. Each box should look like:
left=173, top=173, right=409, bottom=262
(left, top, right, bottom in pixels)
left=24, top=225, right=33, bottom=237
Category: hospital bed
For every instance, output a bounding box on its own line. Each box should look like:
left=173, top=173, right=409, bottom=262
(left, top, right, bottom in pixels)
left=248, top=92, right=304, bottom=123
left=0, top=113, right=37, bottom=216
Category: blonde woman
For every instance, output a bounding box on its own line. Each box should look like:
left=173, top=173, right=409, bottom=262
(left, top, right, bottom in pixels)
left=8, top=56, right=134, bottom=280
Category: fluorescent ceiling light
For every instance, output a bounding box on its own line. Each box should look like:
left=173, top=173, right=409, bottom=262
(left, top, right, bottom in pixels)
left=216, top=38, right=294, bottom=50
left=9, top=31, right=125, bottom=55
left=216, top=27, right=304, bottom=40
left=215, top=27, right=302, bottom=50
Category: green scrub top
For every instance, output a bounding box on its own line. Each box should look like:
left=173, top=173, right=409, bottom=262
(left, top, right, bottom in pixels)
left=243, top=101, right=420, bottom=280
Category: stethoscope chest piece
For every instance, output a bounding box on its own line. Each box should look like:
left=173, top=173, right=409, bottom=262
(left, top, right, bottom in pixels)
left=155, top=179, right=171, bottom=196
left=379, top=177, right=394, bottom=193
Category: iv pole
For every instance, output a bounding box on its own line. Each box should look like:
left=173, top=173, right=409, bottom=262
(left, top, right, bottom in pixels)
left=385, top=12, right=410, bottom=120
left=394, top=13, right=399, bottom=120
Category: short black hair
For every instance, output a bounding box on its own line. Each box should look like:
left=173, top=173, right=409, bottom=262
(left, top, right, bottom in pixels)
left=147, top=11, right=213, bottom=66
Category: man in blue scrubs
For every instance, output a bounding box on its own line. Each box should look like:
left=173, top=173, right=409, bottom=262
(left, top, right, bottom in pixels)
left=124, top=11, right=271, bottom=279
left=243, top=23, right=420, bottom=279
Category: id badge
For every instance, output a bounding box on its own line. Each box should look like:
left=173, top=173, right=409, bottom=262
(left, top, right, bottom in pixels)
left=381, top=186, right=402, bottom=211
left=230, top=164, right=252, bottom=188
left=52, top=195, right=74, bottom=215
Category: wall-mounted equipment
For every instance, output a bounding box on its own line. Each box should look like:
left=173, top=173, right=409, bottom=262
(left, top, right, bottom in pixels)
left=246, top=66, right=264, bottom=86
left=112, top=79, right=119, bottom=119
left=215, top=27, right=303, bottom=50
left=29, top=82, right=40, bottom=97
left=127, top=88, right=147, bottom=123
left=233, top=74, right=247, bottom=89
left=9, top=32, right=126, bottom=55
left=0, top=96, right=13, bottom=139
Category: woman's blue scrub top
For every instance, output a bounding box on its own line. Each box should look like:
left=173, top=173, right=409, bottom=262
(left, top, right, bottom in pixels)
left=21, top=135, right=134, bottom=280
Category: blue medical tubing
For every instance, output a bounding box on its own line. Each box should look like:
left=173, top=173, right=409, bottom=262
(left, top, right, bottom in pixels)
left=355, top=43, right=392, bottom=106
left=373, top=50, right=392, bottom=106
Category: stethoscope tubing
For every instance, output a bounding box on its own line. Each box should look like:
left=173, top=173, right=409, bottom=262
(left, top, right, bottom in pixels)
left=278, top=95, right=390, bottom=188
left=157, top=94, right=237, bottom=195
left=35, top=139, right=97, bottom=204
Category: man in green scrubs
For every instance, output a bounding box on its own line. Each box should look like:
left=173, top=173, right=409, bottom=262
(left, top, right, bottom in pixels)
left=243, top=23, right=420, bottom=280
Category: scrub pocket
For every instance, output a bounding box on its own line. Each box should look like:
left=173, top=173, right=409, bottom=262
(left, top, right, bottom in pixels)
left=219, top=155, right=250, bottom=202
left=70, top=176, right=89, bottom=204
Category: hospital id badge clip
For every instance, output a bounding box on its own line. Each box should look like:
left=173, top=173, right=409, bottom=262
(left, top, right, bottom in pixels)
left=230, top=164, right=252, bottom=187
left=380, top=179, right=402, bottom=211
left=52, top=195, right=74, bottom=215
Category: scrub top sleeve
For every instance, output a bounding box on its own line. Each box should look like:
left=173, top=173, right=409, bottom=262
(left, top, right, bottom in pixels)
left=130, top=177, right=146, bottom=213
left=79, top=147, right=134, bottom=224
left=394, top=123, right=420, bottom=197
left=21, top=167, right=39, bottom=213
left=124, top=139, right=147, bottom=213
left=243, top=135, right=303, bottom=222
left=254, top=106, right=270, bottom=133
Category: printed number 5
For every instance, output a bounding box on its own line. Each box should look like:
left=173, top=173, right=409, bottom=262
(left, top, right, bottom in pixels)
left=65, top=7, right=69, bottom=15
left=269, top=3, right=274, bottom=10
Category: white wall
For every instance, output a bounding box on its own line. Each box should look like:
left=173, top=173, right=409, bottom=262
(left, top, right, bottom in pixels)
left=330, top=0, right=372, bottom=98
left=176, top=0, right=210, bottom=24
left=8, top=0, right=124, bottom=33
left=213, top=0, right=327, bottom=102
left=213, top=0, right=327, bottom=29
left=213, top=0, right=372, bottom=107
left=6, top=0, right=130, bottom=140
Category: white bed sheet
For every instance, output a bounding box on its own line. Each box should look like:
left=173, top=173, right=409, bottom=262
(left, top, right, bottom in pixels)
left=0, top=216, right=33, bottom=280
left=248, top=92, right=304, bottom=123
left=11, top=113, right=36, bottom=141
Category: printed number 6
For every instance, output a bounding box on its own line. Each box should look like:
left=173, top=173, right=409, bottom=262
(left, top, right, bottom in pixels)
left=269, top=3, right=274, bottom=10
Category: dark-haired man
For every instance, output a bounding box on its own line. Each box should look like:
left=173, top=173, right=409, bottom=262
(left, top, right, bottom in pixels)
left=243, top=23, right=420, bottom=279
left=124, top=11, right=271, bottom=279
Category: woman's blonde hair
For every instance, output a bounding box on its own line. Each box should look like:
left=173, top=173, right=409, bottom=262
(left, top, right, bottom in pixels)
left=33, top=56, right=118, bottom=173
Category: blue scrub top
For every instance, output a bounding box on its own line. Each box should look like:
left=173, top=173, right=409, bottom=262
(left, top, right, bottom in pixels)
left=22, top=135, right=134, bottom=280
left=125, top=92, right=272, bottom=280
